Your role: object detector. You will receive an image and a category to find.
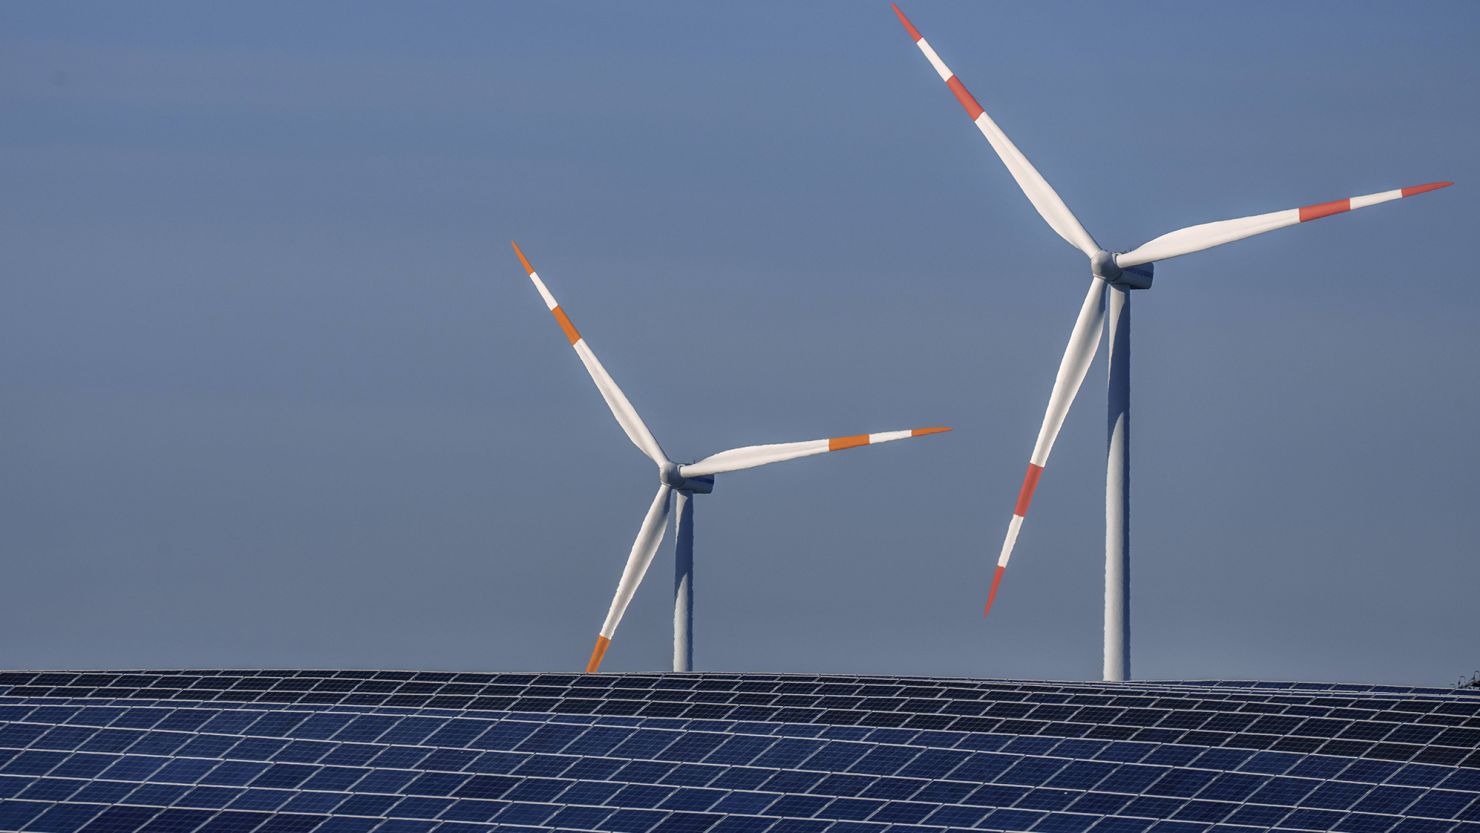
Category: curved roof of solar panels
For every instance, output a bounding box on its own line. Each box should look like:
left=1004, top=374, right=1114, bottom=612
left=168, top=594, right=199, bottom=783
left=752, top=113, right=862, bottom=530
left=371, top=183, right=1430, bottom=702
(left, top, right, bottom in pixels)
left=1, top=671, right=1477, bottom=833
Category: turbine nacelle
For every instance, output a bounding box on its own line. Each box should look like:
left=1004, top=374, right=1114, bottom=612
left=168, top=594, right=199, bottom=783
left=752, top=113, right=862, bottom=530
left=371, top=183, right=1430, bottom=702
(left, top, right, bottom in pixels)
left=1093, top=251, right=1154, bottom=290
left=659, top=462, right=715, bottom=494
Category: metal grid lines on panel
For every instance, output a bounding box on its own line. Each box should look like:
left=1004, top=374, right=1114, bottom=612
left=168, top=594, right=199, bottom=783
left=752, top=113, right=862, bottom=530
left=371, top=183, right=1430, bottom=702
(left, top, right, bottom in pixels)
left=0, top=671, right=1476, bottom=833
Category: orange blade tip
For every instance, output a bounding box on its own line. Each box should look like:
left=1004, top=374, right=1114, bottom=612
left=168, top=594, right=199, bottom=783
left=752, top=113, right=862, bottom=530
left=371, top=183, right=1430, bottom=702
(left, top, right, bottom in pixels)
left=584, top=635, right=611, bottom=673
left=891, top=4, right=922, bottom=41
left=912, top=426, right=952, bottom=437
left=983, top=565, right=1006, bottom=618
left=1402, top=181, right=1453, bottom=197
left=511, top=241, right=535, bottom=276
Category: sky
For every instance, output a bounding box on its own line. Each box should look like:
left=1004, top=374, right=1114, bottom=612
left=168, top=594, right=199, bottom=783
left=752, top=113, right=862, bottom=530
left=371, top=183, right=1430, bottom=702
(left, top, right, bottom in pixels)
left=2, top=1, right=1477, bottom=687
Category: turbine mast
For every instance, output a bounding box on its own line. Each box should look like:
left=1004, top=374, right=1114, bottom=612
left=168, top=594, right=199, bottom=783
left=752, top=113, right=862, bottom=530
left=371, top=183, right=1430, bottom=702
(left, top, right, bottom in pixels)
left=1105, top=288, right=1131, bottom=682
left=673, top=492, right=695, bottom=673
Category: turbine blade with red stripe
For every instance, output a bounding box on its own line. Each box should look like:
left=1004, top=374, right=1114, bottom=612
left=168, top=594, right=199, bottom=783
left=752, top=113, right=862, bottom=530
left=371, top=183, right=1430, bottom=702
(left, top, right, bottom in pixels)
left=512, top=242, right=668, bottom=466
left=587, top=484, right=673, bottom=673
left=1115, top=182, right=1453, bottom=268
left=892, top=4, right=1100, bottom=258
left=988, top=276, right=1108, bottom=616
left=678, top=427, right=951, bottom=479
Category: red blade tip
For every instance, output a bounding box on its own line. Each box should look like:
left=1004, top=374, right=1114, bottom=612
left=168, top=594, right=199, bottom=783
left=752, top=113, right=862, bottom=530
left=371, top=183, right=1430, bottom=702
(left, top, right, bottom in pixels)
left=1401, top=181, right=1453, bottom=197
left=584, top=636, right=611, bottom=673
left=983, top=565, right=1006, bottom=618
left=511, top=241, right=535, bottom=276
left=891, top=4, right=923, bottom=42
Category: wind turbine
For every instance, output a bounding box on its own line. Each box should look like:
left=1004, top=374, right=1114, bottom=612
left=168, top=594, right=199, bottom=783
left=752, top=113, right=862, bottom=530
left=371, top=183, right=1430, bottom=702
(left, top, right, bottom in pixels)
left=891, top=4, right=1452, bottom=681
left=510, top=242, right=952, bottom=673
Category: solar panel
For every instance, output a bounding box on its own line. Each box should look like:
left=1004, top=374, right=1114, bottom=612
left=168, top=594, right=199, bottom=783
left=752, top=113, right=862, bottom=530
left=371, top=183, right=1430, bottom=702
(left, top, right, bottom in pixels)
left=0, top=670, right=1475, bottom=833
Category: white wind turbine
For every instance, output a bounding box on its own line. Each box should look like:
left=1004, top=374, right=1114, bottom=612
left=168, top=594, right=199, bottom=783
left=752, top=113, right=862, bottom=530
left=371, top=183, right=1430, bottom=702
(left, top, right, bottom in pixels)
left=510, top=242, right=952, bottom=673
left=891, top=5, right=1452, bottom=681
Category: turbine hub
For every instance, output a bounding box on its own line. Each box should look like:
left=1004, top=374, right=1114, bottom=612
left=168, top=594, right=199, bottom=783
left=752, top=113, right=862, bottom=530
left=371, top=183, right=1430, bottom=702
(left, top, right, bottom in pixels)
left=1091, top=250, right=1122, bottom=283
left=1092, top=251, right=1153, bottom=290
left=660, top=462, right=714, bottom=494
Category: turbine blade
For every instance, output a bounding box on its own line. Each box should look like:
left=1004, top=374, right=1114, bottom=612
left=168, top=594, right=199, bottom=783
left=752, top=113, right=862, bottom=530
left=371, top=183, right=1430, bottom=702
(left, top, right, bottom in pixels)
left=587, top=484, right=673, bottom=673
left=988, top=277, right=1108, bottom=617
left=679, top=427, right=951, bottom=478
left=512, top=242, right=668, bottom=466
left=1116, top=181, right=1453, bottom=268
left=892, top=4, right=1100, bottom=258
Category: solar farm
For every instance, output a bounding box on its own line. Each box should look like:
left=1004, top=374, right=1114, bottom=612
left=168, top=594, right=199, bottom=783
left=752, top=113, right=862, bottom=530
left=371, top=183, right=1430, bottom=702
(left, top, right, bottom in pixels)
left=1, top=671, right=1477, bottom=832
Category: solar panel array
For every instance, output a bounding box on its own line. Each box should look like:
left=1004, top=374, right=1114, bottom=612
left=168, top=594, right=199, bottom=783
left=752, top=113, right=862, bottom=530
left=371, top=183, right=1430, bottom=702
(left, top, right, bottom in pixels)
left=1, top=670, right=1476, bottom=833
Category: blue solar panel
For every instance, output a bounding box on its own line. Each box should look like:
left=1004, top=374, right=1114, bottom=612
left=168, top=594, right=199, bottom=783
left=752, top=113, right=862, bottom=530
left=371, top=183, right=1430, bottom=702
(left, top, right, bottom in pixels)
left=0, top=670, right=1475, bottom=833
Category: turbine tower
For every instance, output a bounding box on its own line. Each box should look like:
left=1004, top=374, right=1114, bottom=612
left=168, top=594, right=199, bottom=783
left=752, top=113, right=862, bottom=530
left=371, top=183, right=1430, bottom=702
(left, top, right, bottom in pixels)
left=511, top=242, right=951, bottom=673
left=891, top=5, right=1452, bottom=681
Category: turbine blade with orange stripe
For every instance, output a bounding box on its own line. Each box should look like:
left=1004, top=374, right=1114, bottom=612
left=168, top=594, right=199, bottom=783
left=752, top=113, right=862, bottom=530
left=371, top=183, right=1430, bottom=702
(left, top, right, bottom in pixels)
left=587, top=484, right=673, bottom=673
left=1115, top=182, right=1453, bottom=268
left=988, top=277, right=1107, bottom=617
left=678, top=427, right=951, bottom=479
left=512, top=241, right=668, bottom=466
left=892, top=3, right=1099, bottom=258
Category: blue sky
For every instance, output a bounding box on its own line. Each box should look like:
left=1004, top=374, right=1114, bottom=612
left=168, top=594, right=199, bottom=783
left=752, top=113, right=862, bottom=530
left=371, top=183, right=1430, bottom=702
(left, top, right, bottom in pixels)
left=2, top=1, right=1477, bottom=685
